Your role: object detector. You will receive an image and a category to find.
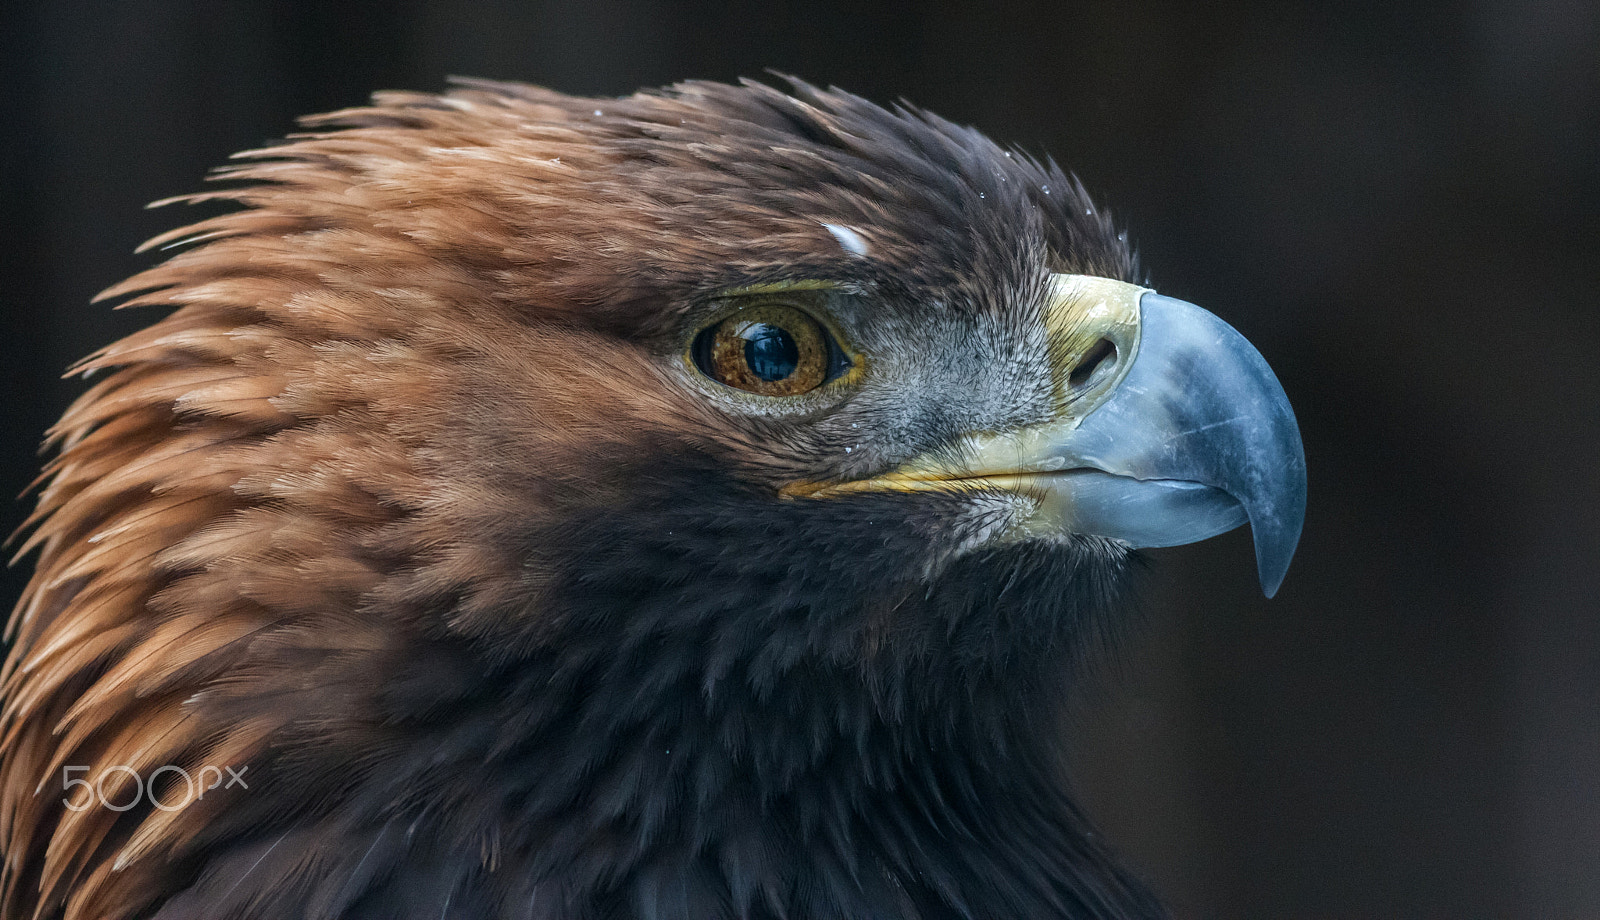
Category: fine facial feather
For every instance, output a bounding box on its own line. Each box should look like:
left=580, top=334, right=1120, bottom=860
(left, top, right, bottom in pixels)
left=1, top=78, right=1161, bottom=920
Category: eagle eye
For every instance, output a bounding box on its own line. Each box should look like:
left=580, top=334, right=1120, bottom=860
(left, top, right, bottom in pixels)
left=691, top=303, right=850, bottom=397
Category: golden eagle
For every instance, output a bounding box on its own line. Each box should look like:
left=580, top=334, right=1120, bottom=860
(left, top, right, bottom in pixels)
left=0, top=78, right=1304, bottom=920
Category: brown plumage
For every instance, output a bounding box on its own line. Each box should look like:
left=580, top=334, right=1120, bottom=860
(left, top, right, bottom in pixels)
left=0, top=76, right=1303, bottom=920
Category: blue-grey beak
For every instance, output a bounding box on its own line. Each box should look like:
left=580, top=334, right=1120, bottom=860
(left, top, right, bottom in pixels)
left=789, top=274, right=1307, bottom=597
left=1044, top=289, right=1307, bottom=596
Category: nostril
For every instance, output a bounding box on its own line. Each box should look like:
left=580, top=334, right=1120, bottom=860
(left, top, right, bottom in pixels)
left=1068, top=338, right=1118, bottom=392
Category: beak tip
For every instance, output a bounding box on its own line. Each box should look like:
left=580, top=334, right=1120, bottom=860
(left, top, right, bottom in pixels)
left=1252, top=502, right=1305, bottom=599
left=1255, top=542, right=1292, bottom=597
left=1259, top=571, right=1285, bottom=599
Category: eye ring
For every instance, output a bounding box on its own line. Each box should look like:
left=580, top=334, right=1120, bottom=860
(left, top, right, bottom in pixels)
left=690, top=303, right=851, bottom=396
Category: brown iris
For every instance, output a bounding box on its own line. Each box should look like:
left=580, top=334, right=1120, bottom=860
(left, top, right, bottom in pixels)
left=692, top=304, right=832, bottom=396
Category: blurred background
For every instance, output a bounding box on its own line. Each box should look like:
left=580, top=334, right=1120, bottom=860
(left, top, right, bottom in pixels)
left=1, top=1, right=1596, bottom=916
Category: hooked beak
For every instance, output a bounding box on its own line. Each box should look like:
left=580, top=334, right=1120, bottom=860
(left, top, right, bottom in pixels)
left=797, top=274, right=1307, bottom=597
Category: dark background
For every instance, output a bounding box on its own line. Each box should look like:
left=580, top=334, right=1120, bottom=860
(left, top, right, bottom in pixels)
left=2, top=1, right=1596, bottom=917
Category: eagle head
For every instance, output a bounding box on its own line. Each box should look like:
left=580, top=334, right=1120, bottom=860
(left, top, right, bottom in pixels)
left=1, top=78, right=1304, bottom=920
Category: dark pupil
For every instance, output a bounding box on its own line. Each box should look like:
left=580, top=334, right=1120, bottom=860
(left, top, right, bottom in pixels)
left=743, top=324, right=798, bottom=381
